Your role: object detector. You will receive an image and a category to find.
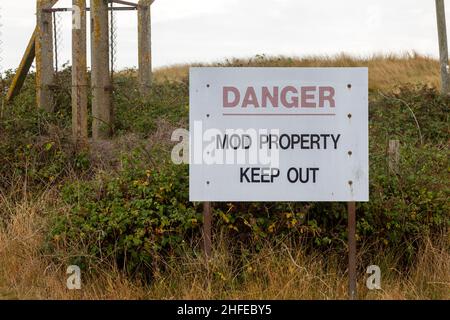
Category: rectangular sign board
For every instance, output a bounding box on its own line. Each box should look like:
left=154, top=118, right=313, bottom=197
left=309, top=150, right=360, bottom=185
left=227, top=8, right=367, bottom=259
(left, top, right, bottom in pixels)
left=189, top=68, right=368, bottom=202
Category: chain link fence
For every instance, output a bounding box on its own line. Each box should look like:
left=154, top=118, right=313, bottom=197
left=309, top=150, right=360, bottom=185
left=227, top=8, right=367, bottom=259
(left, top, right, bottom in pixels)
left=53, top=11, right=64, bottom=74
left=110, top=1, right=118, bottom=84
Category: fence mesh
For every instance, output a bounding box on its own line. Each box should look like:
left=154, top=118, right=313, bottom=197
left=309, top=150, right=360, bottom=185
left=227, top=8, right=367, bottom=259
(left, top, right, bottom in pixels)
left=110, top=1, right=118, bottom=83
left=53, top=11, right=63, bottom=74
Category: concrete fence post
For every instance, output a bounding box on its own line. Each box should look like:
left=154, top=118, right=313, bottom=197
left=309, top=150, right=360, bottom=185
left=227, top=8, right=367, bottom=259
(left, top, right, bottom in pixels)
left=91, top=0, right=112, bottom=140
left=72, top=0, right=88, bottom=148
left=435, top=0, right=449, bottom=95
left=138, top=0, right=153, bottom=96
left=36, top=0, right=58, bottom=111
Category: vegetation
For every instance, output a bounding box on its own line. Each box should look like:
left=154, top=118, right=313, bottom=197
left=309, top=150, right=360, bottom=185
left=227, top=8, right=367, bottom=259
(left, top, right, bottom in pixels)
left=0, top=54, right=448, bottom=299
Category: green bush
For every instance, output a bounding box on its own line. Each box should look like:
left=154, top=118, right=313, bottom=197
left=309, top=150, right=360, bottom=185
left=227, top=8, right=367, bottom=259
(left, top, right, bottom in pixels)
left=1, top=62, right=447, bottom=280
left=113, top=74, right=189, bottom=137
left=0, top=103, right=75, bottom=192
left=46, top=85, right=449, bottom=273
left=49, top=149, right=200, bottom=274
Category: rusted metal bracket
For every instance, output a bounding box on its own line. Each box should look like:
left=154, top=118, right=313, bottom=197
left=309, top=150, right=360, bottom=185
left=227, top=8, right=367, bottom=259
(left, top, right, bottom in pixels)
left=43, top=7, right=140, bottom=12
left=110, top=0, right=138, bottom=7
left=39, top=0, right=156, bottom=12
left=104, top=85, right=114, bottom=92
left=110, top=0, right=151, bottom=10
left=42, top=0, right=153, bottom=12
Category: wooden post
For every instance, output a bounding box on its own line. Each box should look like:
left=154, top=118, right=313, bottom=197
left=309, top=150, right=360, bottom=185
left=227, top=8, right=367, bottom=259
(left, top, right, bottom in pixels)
left=138, top=0, right=154, bottom=96
left=91, top=0, right=112, bottom=140
left=203, top=202, right=212, bottom=259
left=436, top=0, right=449, bottom=94
left=72, top=0, right=88, bottom=148
left=36, top=0, right=58, bottom=111
left=6, top=29, right=37, bottom=103
left=347, top=201, right=357, bottom=300
left=388, top=140, right=400, bottom=174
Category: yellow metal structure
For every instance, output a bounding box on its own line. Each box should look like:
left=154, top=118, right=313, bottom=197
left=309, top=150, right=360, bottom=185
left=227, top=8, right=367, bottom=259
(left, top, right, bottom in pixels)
left=6, top=0, right=59, bottom=105
left=5, top=29, right=37, bottom=103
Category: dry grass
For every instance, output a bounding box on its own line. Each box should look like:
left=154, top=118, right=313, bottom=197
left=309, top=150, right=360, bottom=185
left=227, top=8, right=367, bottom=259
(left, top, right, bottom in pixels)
left=153, top=53, right=442, bottom=92
left=0, top=189, right=147, bottom=299
left=0, top=190, right=448, bottom=300
left=0, top=54, right=448, bottom=300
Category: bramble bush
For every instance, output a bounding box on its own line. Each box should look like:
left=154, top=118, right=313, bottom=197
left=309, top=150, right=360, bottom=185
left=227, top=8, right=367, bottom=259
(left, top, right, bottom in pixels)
left=0, top=69, right=447, bottom=274
left=113, top=72, right=189, bottom=137
left=45, top=83, right=449, bottom=273
left=0, top=93, right=82, bottom=193
left=49, top=150, right=201, bottom=274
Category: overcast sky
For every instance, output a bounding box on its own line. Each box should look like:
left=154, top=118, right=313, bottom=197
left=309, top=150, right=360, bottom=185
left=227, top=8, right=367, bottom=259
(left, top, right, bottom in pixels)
left=0, top=0, right=448, bottom=72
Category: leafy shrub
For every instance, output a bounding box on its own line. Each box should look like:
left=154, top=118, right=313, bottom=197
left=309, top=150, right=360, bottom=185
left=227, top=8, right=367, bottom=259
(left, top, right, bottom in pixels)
left=113, top=74, right=189, bottom=137
left=0, top=102, right=77, bottom=192
left=49, top=149, right=200, bottom=274
left=35, top=83, right=446, bottom=273
left=212, top=85, right=449, bottom=259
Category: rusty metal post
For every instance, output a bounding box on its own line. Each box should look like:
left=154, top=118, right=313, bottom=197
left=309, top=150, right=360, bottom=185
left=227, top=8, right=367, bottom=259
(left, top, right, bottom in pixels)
left=72, top=0, right=88, bottom=148
left=138, top=0, right=153, bottom=96
left=203, top=202, right=212, bottom=259
left=436, top=0, right=449, bottom=95
left=91, top=0, right=112, bottom=140
left=347, top=201, right=357, bottom=300
left=36, top=0, right=58, bottom=111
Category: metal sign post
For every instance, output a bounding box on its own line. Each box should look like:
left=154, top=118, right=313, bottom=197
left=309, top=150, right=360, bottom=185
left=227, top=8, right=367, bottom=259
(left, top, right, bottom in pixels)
left=203, top=202, right=212, bottom=259
left=190, top=68, right=368, bottom=299
left=347, top=201, right=357, bottom=300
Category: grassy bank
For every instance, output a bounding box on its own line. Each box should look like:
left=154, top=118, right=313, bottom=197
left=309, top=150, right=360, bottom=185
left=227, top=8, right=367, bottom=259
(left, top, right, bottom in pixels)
left=153, top=53, right=442, bottom=92
left=0, top=193, right=448, bottom=299
left=0, top=54, right=448, bottom=299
